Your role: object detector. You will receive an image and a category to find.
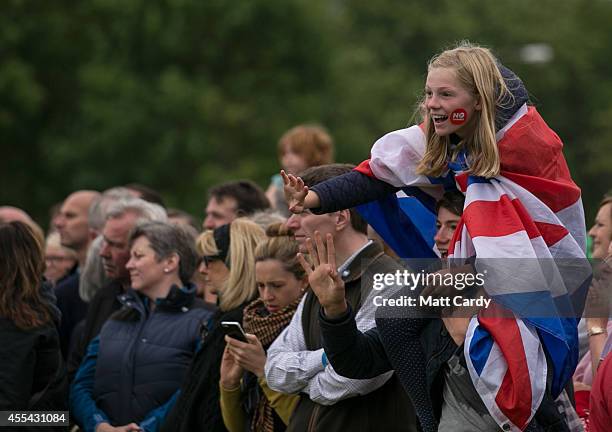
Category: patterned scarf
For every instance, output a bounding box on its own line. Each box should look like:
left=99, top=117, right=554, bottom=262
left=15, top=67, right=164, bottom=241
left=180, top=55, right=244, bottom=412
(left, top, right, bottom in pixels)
left=242, top=296, right=302, bottom=432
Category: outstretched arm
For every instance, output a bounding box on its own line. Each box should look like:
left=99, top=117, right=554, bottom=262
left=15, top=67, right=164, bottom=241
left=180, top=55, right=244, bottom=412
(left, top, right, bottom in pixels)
left=319, top=304, right=392, bottom=379
left=282, top=170, right=399, bottom=215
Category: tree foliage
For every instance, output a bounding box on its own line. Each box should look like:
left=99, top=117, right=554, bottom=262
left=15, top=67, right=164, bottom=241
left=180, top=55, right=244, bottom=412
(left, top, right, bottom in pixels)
left=1, top=0, right=610, bottom=228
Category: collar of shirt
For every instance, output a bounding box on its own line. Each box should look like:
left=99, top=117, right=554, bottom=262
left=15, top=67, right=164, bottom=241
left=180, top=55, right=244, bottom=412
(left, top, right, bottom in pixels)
left=337, top=240, right=373, bottom=279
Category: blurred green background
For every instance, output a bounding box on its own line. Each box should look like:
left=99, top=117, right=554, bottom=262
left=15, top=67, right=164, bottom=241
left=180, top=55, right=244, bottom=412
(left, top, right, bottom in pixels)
left=2, top=0, right=611, bottom=229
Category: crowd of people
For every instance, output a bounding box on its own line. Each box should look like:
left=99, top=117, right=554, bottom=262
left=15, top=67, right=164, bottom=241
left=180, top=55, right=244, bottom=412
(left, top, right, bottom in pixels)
left=1, top=42, right=611, bottom=432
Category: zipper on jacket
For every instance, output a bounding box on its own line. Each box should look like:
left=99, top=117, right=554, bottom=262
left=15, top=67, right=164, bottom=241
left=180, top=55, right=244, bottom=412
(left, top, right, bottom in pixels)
left=425, top=335, right=453, bottom=371
left=120, top=301, right=150, bottom=422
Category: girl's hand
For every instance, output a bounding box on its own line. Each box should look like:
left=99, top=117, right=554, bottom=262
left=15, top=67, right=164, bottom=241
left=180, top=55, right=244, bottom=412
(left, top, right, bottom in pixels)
left=281, top=170, right=309, bottom=213
left=220, top=344, right=244, bottom=388
left=226, top=334, right=267, bottom=378
left=297, top=231, right=347, bottom=318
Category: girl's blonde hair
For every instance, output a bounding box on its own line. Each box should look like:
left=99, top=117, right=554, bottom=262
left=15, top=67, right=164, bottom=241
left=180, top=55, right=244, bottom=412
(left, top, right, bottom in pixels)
left=197, top=218, right=266, bottom=311
left=416, top=42, right=511, bottom=178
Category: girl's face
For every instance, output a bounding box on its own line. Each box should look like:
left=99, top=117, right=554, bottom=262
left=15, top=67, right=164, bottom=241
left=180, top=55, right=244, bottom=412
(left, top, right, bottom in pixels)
left=434, top=206, right=461, bottom=258
left=588, top=203, right=612, bottom=259
left=425, top=67, right=481, bottom=138
left=281, top=146, right=308, bottom=175
left=256, top=259, right=306, bottom=313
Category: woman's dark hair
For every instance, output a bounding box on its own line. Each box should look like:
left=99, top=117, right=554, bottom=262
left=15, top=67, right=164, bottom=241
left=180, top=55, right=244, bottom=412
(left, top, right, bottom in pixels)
left=208, top=180, right=270, bottom=217
left=436, top=190, right=465, bottom=217
left=0, top=221, right=52, bottom=329
left=129, top=222, right=199, bottom=285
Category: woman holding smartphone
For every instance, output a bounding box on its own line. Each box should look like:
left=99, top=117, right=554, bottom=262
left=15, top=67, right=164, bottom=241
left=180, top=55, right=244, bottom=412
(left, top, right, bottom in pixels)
left=161, top=218, right=266, bottom=432
left=219, top=223, right=307, bottom=432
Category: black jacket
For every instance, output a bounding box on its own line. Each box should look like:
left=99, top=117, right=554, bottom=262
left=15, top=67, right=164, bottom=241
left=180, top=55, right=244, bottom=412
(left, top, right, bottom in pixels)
left=55, top=269, right=88, bottom=359
left=161, top=303, right=250, bottom=432
left=319, top=307, right=569, bottom=431
left=0, top=317, right=68, bottom=431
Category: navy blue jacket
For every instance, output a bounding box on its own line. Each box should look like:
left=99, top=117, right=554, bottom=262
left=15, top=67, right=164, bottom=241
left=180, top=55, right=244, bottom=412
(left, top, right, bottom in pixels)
left=70, top=284, right=214, bottom=432
left=55, top=267, right=88, bottom=359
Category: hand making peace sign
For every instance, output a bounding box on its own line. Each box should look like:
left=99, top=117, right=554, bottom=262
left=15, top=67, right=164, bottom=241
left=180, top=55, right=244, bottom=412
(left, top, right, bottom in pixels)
left=297, top=231, right=348, bottom=318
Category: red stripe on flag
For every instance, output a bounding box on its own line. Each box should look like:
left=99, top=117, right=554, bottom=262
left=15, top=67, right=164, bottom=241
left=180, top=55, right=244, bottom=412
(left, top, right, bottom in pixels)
left=448, top=218, right=465, bottom=256
left=463, top=196, right=567, bottom=245
left=354, top=159, right=375, bottom=178
left=498, top=108, right=564, bottom=177
left=497, top=107, right=581, bottom=213
left=510, top=198, right=541, bottom=240
left=534, top=221, right=569, bottom=247
left=463, top=196, right=539, bottom=239
left=501, top=172, right=581, bottom=214
left=479, top=304, right=533, bottom=430
left=455, top=173, right=469, bottom=192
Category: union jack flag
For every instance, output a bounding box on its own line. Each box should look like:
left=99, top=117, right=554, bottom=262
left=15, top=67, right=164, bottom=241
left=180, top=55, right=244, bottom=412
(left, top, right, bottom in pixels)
left=355, top=104, right=590, bottom=431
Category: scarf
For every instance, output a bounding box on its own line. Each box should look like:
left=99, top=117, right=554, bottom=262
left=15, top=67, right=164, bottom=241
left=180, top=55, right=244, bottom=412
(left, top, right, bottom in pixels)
left=242, top=296, right=302, bottom=432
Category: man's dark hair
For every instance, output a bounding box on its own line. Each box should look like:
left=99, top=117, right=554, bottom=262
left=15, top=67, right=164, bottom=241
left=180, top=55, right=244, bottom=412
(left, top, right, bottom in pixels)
left=208, top=180, right=270, bottom=217
left=299, top=164, right=368, bottom=234
left=124, top=183, right=166, bottom=209
left=435, top=190, right=465, bottom=217
left=167, top=208, right=200, bottom=232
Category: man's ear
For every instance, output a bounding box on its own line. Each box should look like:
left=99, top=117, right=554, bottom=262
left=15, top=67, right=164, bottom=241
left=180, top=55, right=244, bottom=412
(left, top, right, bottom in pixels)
left=334, top=210, right=351, bottom=232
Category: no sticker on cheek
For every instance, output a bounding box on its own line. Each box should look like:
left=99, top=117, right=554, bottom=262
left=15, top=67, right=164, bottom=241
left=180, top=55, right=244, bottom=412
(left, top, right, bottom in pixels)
left=450, top=108, right=467, bottom=125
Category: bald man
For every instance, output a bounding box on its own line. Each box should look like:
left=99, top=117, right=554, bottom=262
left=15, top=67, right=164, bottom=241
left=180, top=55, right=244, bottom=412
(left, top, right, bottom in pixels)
left=54, top=190, right=100, bottom=267
left=54, top=190, right=100, bottom=358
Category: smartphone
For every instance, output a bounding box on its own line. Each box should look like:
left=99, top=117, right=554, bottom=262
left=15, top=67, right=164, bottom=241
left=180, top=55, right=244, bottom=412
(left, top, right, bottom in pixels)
left=221, top=321, right=248, bottom=343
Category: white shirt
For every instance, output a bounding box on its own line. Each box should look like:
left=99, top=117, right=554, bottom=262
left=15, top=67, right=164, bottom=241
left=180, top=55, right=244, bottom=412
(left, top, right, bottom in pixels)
left=265, top=241, right=394, bottom=405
